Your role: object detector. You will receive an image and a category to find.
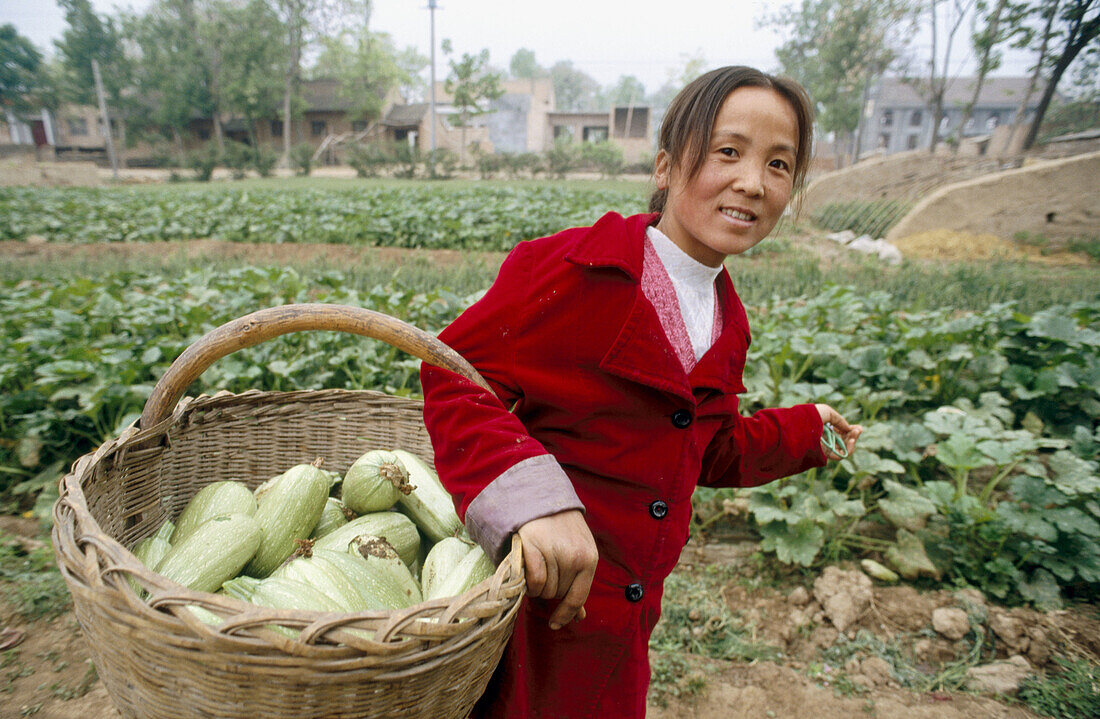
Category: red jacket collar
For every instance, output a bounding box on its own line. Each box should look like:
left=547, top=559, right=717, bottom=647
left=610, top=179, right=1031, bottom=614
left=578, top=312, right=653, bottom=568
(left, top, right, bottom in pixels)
left=567, top=211, right=752, bottom=396
left=563, top=211, right=660, bottom=281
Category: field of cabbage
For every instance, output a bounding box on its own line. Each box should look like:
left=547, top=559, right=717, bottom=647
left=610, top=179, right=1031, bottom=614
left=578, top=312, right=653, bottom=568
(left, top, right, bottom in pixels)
left=1, top=180, right=1099, bottom=613
left=0, top=182, right=648, bottom=250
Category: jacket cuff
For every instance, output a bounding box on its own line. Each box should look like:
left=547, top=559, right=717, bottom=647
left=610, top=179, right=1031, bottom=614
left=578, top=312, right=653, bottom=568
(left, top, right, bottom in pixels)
left=465, top=455, right=585, bottom=564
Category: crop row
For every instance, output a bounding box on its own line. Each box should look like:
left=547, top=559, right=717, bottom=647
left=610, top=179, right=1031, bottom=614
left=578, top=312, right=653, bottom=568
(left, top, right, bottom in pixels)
left=1, top=269, right=1097, bottom=607
left=0, top=185, right=649, bottom=250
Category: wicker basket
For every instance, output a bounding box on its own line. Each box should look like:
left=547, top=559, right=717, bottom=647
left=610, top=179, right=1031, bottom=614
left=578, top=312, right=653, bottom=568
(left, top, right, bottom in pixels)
left=52, top=304, right=524, bottom=719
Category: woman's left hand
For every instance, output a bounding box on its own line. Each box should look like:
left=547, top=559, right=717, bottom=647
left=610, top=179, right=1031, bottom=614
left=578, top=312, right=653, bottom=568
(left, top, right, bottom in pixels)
left=815, top=404, right=863, bottom=460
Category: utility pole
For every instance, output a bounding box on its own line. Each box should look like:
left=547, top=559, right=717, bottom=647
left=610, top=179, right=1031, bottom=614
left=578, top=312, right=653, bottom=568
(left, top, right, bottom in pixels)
left=92, top=59, right=119, bottom=180
left=428, top=0, right=439, bottom=152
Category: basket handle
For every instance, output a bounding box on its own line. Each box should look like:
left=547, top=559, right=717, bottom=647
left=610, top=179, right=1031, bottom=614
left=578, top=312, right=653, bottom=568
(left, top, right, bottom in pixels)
left=139, top=303, right=493, bottom=429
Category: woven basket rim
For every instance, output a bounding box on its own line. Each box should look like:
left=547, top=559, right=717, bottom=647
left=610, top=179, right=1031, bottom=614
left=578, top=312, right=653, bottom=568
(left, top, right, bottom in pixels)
left=53, top=387, right=525, bottom=662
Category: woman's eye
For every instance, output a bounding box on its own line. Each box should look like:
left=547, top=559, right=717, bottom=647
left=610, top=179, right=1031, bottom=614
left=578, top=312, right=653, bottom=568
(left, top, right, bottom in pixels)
left=770, top=159, right=791, bottom=171
left=719, top=147, right=738, bottom=157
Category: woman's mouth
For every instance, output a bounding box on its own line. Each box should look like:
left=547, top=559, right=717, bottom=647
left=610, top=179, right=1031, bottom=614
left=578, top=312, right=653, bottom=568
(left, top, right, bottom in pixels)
left=720, top=207, right=756, bottom=222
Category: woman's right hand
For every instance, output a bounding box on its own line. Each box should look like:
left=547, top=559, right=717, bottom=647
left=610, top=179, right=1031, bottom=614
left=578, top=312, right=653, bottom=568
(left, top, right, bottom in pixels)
left=517, top=509, right=598, bottom=630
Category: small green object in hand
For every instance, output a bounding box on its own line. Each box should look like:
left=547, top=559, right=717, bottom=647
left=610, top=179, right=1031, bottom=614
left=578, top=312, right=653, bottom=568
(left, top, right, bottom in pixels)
left=821, top=422, right=849, bottom=459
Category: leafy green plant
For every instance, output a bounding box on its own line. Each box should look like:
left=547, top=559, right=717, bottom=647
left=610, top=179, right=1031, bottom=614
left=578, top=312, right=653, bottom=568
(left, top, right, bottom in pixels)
left=1067, top=236, right=1100, bottom=262
left=186, top=146, right=219, bottom=182
left=222, top=140, right=254, bottom=180
left=544, top=139, right=577, bottom=179
left=810, top=199, right=913, bottom=238
left=425, top=148, right=458, bottom=180
left=253, top=147, right=278, bottom=177
left=474, top=150, right=503, bottom=179
left=1018, top=655, right=1100, bottom=719
left=0, top=532, right=71, bottom=620
left=579, top=141, right=624, bottom=178
left=747, top=473, right=873, bottom=566
left=0, top=268, right=474, bottom=508
left=0, top=185, right=648, bottom=250
left=291, top=143, right=314, bottom=176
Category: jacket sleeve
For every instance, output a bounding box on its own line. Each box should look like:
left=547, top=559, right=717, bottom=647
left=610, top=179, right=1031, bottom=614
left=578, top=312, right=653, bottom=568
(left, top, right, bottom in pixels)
left=420, top=242, right=583, bottom=562
left=698, top=403, right=827, bottom=488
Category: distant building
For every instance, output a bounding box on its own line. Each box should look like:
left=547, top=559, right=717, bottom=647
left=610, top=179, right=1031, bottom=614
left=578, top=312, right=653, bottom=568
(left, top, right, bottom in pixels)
left=3, top=75, right=654, bottom=165
left=859, top=76, right=1044, bottom=156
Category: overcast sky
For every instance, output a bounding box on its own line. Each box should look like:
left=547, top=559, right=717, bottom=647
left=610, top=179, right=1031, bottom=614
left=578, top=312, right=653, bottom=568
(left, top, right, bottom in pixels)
left=4, top=0, right=1035, bottom=93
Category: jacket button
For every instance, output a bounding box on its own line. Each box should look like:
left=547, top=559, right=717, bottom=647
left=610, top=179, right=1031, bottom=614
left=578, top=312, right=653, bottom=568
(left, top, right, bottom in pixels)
left=649, top=500, right=668, bottom=519
left=625, top=583, right=644, bottom=602
left=670, top=409, right=693, bottom=428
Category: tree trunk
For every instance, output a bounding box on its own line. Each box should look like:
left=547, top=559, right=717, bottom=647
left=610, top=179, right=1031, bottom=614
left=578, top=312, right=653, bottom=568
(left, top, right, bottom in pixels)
left=930, top=90, right=945, bottom=153
left=1022, top=6, right=1100, bottom=150
left=956, top=0, right=1008, bottom=154
left=1022, top=48, right=1075, bottom=149
left=213, top=107, right=225, bottom=153
left=927, top=0, right=941, bottom=153
left=172, top=125, right=185, bottom=163
left=282, top=83, right=293, bottom=166
left=1009, top=0, right=1058, bottom=152
left=281, top=0, right=302, bottom=168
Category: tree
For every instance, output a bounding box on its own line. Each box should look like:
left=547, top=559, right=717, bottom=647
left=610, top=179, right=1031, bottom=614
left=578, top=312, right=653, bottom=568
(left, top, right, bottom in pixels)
left=1007, top=0, right=1060, bottom=149
left=905, top=0, right=979, bottom=153
left=54, top=0, right=129, bottom=107
left=648, top=51, right=708, bottom=110
left=956, top=0, right=1030, bottom=149
left=0, top=24, right=43, bottom=114
left=509, top=48, right=546, bottom=80
left=443, top=41, right=504, bottom=164
left=313, top=28, right=423, bottom=123
left=601, top=75, right=646, bottom=110
left=217, top=0, right=284, bottom=147
left=1021, top=0, right=1100, bottom=149
left=394, top=45, right=429, bottom=102
left=124, top=0, right=212, bottom=157
left=766, top=0, right=911, bottom=164
left=268, top=0, right=367, bottom=164
left=54, top=0, right=133, bottom=148
left=549, top=60, right=599, bottom=111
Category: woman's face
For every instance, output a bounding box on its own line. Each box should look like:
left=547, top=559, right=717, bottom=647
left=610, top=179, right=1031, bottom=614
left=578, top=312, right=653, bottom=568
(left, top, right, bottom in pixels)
left=654, top=86, right=799, bottom=267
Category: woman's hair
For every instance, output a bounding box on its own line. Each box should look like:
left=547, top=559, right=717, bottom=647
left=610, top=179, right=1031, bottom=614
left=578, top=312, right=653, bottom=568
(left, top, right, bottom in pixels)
left=649, top=66, right=815, bottom=214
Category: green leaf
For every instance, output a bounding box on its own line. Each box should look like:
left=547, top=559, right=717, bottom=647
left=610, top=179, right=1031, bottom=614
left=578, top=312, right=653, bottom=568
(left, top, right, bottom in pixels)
left=935, top=434, right=987, bottom=471
left=1047, top=451, right=1100, bottom=496
left=878, top=480, right=937, bottom=531
left=819, top=489, right=865, bottom=518
left=1028, top=313, right=1079, bottom=344
left=886, top=421, right=935, bottom=463
left=996, top=503, right=1058, bottom=543
left=1017, top=568, right=1062, bottom=610
left=885, top=529, right=941, bottom=580
left=1047, top=507, right=1100, bottom=538
left=759, top=520, right=825, bottom=567
left=747, top=490, right=792, bottom=525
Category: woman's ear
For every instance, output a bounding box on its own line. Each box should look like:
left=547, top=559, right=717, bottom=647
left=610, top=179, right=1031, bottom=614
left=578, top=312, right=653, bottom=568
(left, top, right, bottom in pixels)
left=654, top=150, right=671, bottom=191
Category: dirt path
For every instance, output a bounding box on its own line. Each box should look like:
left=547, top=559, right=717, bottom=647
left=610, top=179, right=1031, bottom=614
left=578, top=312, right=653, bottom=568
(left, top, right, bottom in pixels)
left=4, top=517, right=1097, bottom=719
left=0, top=239, right=506, bottom=269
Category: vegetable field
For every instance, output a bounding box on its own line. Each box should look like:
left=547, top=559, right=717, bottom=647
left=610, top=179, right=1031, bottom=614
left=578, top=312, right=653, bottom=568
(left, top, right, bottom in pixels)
left=0, top=183, right=648, bottom=250
left=2, top=180, right=1099, bottom=718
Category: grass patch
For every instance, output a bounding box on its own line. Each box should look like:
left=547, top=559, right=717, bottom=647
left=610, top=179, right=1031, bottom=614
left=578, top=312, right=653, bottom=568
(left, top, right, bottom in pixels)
left=809, top=199, right=913, bottom=238
left=650, top=564, right=784, bottom=663
left=647, top=651, right=709, bottom=708
left=818, top=627, right=992, bottom=694
left=1018, top=655, right=1100, bottom=719
left=0, top=532, right=71, bottom=621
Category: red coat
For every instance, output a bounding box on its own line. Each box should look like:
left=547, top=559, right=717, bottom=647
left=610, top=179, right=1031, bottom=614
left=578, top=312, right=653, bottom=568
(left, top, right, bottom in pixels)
left=420, top=211, right=826, bottom=718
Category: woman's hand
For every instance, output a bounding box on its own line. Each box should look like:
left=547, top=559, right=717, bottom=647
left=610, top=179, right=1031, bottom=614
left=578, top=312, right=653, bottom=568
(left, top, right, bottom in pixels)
left=815, top=403, right=863, bottom=460
left=517, top=509, right=598, bottom=630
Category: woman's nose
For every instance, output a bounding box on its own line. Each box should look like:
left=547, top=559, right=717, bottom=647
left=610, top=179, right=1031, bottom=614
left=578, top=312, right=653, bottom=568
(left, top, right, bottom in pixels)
left=731, top=162, right=765, bottom=197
